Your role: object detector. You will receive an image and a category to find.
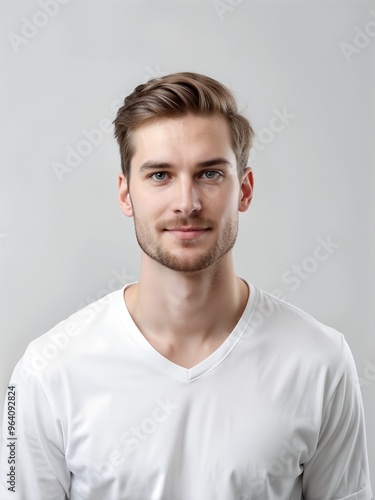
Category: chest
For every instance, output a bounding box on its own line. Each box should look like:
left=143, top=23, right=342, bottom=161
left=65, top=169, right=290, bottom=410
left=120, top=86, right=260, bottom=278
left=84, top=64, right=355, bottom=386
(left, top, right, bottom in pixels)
left=64, top=377, right=315, bottom=499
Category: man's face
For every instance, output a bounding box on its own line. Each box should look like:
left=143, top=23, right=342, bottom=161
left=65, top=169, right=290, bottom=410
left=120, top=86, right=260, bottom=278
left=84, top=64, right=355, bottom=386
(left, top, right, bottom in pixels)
left=118, top=113, right=253, bottom=273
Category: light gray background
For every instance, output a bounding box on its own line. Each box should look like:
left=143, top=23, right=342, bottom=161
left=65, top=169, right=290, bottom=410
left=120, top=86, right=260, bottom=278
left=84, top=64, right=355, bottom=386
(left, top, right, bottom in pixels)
left=0, top=0, right=374, bottom=493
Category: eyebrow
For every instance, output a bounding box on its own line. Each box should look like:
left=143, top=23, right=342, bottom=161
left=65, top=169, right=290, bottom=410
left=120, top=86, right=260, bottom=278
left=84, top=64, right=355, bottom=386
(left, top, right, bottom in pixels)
left=139, top=157, right=234, bottom=172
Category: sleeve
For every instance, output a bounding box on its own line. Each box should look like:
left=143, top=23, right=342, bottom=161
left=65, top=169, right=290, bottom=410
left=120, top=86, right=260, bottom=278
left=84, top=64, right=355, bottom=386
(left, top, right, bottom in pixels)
left=0, top=357, right=71, bottom=499
left=302, top=337, right=373, bottom=500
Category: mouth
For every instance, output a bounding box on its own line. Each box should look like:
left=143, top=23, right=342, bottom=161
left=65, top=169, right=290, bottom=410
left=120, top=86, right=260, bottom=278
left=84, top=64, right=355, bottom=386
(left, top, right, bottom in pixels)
left=164, top=227, right=211, bottom=240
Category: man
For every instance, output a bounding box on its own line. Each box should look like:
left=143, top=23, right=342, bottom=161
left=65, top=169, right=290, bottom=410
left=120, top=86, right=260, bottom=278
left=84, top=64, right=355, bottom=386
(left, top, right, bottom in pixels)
left=0, top=72, right=372, bottom=499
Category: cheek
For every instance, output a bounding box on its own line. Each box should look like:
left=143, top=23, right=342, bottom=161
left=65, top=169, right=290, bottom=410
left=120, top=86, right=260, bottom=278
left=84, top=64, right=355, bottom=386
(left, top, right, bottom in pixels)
left=205, top=184, right=237, bottom=208
left=214, top=193, right=239, bottom=216
left=132, top=197, right=163, bottom=221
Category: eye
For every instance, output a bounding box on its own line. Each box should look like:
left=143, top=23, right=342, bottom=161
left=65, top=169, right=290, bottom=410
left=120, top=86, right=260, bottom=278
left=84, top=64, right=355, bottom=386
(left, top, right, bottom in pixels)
left=200, top=170, right=222, bottom=180
left=150, top=172, right=168, bottom=181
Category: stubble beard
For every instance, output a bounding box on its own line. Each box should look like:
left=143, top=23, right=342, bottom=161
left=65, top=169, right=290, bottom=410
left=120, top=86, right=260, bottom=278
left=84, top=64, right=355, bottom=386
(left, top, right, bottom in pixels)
left=132, top=214, right=238, bottom=273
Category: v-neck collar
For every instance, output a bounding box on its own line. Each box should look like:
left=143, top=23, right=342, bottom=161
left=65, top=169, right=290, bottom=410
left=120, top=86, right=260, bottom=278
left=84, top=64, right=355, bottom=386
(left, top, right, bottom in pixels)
left=113, top=280, right=257, bottom=382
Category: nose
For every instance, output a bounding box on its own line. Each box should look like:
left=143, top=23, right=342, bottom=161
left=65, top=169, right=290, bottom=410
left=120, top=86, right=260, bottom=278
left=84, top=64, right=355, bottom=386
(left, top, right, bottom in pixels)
left=171, top=178, right=201, bottom=216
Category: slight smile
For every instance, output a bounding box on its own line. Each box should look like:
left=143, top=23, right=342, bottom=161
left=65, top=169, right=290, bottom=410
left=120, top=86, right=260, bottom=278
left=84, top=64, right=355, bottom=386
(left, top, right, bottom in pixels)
left=165, top=228, right=211, bottom=240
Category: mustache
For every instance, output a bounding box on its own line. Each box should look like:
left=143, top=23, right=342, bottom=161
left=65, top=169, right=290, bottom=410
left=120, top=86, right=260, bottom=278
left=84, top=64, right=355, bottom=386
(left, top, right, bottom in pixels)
left=156, top=217, right=216, bottom=231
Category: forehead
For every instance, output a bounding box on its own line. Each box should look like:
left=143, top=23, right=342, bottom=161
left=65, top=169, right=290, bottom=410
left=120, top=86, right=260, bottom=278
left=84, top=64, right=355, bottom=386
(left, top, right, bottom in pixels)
left=130, top=113, right=234, bottom=164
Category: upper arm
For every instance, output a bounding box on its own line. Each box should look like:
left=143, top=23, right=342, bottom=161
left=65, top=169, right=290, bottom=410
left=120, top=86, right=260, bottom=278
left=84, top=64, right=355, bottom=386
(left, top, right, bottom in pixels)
left=302, top=339, right=372, bottom=500
left=0, top=360, right=71, bottom=500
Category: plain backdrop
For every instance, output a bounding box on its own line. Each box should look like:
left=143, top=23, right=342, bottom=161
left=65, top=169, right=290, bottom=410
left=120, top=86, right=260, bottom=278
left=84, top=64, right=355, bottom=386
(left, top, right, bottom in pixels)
left=0, top=0, right=374, bottom=493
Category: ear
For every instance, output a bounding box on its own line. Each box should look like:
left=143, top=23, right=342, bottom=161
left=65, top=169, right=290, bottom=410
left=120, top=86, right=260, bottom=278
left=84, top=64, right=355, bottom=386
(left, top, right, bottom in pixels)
left=118, top=173, right=133, bottom=217
left=238, top=167, right=254, bottom=213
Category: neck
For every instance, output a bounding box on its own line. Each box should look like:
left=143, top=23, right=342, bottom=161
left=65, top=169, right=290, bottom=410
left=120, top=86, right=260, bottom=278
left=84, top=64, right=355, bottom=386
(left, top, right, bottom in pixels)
left=124, top=251, right=249, bottom=344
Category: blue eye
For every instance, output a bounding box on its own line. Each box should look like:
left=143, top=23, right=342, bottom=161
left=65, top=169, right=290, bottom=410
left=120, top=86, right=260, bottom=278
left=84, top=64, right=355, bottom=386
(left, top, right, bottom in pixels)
left=151, top=172, right=167, bottom=181
left=201, top=170, right=221, bottom=180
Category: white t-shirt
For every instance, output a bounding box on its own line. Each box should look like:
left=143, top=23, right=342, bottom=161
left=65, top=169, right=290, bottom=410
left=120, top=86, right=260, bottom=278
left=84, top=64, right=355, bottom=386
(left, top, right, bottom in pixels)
left=0, top=282, right=372, bottom=500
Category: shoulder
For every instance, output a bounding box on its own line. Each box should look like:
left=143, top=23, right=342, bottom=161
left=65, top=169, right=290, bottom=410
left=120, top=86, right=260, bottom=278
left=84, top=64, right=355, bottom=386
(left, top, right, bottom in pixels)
left=249, top=286, right=349, bottom=388
left=14, top=286, right=126, bottom=383
left=251, top=286, right=342, bottom=339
